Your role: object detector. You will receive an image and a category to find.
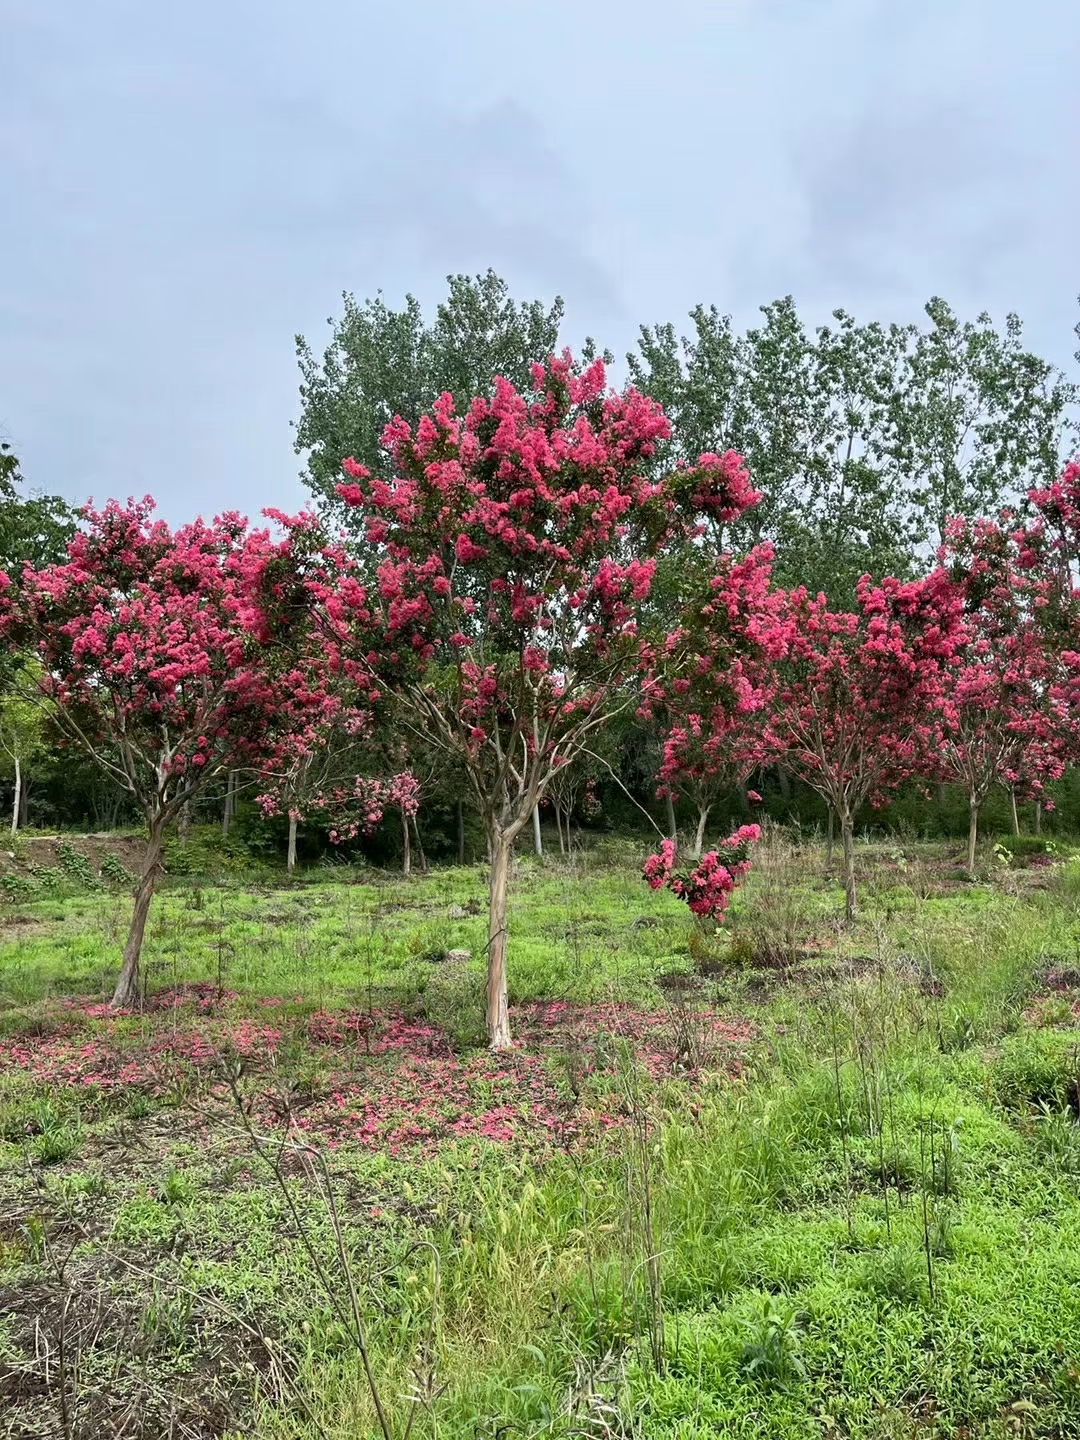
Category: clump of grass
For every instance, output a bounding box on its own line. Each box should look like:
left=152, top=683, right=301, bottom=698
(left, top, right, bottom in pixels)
left=738, top=1294, right=806, bottom=1390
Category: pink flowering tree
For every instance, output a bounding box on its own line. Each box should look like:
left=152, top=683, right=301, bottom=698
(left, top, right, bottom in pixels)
left=641, top=544, right=782, bottom=857
left=8, top=499, right=330, bottom=1006
left=939, top=515, right=1063, bottom=873
left=767, top=572, right=965, bottom=920
left=310, top=355, right=760, bottom=1048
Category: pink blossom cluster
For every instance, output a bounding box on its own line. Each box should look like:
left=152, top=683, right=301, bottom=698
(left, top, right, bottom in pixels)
left=643, top=824, right=761, bottom=919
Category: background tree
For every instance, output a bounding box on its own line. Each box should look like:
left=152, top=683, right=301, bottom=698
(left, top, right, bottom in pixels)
left=767, top=572, right=965, bottom=919
left=0, top=440, right=76, bottom=576
left=629, top=297, right=1077, bottom=601
left=938, top=515, right=1061, bottom=874
left=642, top=544, right=781, bottom=857
left=0, top=664, right=48, bottom=837
left=884, top=299, right=1077, bottom=553
left=9, top=500, right=328, bottom=1006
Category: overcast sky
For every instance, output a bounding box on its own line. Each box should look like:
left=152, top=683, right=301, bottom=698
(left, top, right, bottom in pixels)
left=2, top=0, right=1078, bottom=522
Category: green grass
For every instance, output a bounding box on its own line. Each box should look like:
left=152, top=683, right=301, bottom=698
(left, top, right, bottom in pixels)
left=2, top=834, right=1080, bottom=1437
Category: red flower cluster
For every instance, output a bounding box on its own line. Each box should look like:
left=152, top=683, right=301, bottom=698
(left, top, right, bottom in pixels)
left=643, top=824, right=761, bottom=919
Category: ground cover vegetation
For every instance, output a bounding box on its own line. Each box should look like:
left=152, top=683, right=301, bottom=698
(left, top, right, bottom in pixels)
left=2, top=274, right=1080, bottom=1435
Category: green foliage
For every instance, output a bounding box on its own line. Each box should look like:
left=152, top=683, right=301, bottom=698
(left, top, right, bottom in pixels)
left=295, top=271, right=568, bottom=523
left=0, top=441, right=76, bottom=575
left=629, top=296, right=1077, bottom=603
left=100, top=851, right=135, bottom=887
left=55, top=839, right=103, bottom=889
left=991, top=1029, right=1080, bottom=1112
left=737, top=1294, right=807, bottom=1390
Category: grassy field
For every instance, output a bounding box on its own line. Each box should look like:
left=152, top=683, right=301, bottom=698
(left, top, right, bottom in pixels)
left=2, top=827, right=1080, bottom=1439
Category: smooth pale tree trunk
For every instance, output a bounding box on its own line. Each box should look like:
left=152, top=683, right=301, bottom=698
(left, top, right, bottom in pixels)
left=287, top=814, right=298, bottom=872
left=457, top=799, right=466, bottom=865
left=839, top=809, right=857, bottom=923
left=179, top=801, right=191, bottom=847
left=555, top=805, right=565, bottom=856
left=665, top=793, right=677, bottom=850
left=401, top=810, right=411, bottom=876
left=532, top=804, right=543, bottom=857
left=413, top=815, right=428, bottom=874
left=1010, top=790, right=1020, bottom=836
left=1035, top=800, right=1042, bottom=836
left=111, top=821, right=166, bottom=1009
left=10, top=755, right=20, bottom=840
left=690, top=804, right=710, bottom=860
left=222, top=769, right=237, bottom=836
left=826, top=807, right=835, bottom=867
left=967, top=796, right=981, bottom=877
left=486, top=825, right=514, bottom=1050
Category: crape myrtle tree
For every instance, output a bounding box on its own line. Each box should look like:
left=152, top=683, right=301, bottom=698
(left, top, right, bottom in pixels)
left=307, top=354, right=761, bottom=1049
left=641, top=542, right=782, bottom=857
left=938, top=515, right=1062, bottom=874
left=767, top=572, right=965, bottom=921
left=7, top=499, right=331, bottom=1006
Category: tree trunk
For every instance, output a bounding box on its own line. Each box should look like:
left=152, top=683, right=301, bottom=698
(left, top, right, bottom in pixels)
left=967, top=796, right=980, bottom=877
left=18, top=777, right=28, bottom=830
left=179, top=801, right=191, bottom=847
left=111, top=824, right=166, bottom=1008
left=1035, top=800, right=1042, bottom=836
left=777, top=766, right=791, bottom=802
left=401, top=809, right=411, bottom=876
left=10, top=755, right=20, bottom=840
left=690, top=804, right=710, bottom=860
left=555, top=804, right=565, bottom=856
left=840, top=810, right=857, bottom=923
left=665, top=792, right=677, bottom=849
left=486, top=827, right=513, bottom=1050
left=222, top=769, right=237, bottom=836
left=412, top=814, right=428, bottom=874
left=457, top=799, right=466, bottom=865
left=826, top=806, right=834, bottom=866
left=287, top=814, right=298, bottom=872
left=1010, top=789, right=1020, bottom=837
left=532, top=804, right=543, bottom=857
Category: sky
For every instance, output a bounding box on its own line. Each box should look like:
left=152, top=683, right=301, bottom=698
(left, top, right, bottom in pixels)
left=2, top=0, right=1078, bottom=523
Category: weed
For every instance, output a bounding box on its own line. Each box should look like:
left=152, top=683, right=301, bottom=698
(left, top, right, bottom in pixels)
left=30, top=1124, right=80, bottom=1165
left=738, top=1294, right=806, bottom=1390
left=855, top=1244, right=928, bottom=1305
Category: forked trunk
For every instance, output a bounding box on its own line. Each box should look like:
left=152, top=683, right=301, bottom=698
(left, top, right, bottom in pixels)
left=287, top=814, right=298, bottom=872
left=486, top=826, right=513, bottom=1050
left=401, top=809, right=411, bottom=876
left=1010, top=789, right=1020, bottom=837
left=413, top=815, right=428, bottom=874
left=111, top=823, right=166, bottom=1009
left=532, top=804, right=543, bottom=857
left=690, top=804, right=710, bottom=860
left=840, top=811, right=857, bottom=922
left=967, top=796, right=981, bottom=877
left=10, top=755, right=20, bottom=840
